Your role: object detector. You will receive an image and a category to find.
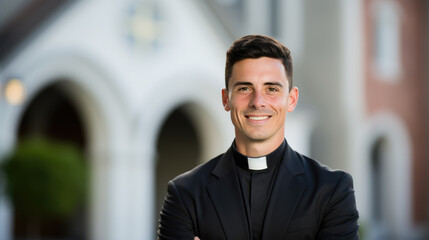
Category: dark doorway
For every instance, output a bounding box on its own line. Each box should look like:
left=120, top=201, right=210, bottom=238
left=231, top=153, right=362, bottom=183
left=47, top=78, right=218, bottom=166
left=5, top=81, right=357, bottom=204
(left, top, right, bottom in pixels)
left=155, top=106, right=201, bottom=230
left=369, top=136, right=390, bottom=239
left=370, top=137, right=387, bottom=221
left=16, top=82, right=88, bottom=240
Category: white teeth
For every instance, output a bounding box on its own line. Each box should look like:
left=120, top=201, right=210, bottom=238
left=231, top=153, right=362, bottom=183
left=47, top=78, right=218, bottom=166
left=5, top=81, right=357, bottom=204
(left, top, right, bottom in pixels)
left=248, top=116, right=269, bottom=120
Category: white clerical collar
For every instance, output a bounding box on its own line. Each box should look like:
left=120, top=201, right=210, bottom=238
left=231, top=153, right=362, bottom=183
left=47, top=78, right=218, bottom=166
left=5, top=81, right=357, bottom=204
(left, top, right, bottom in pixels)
left=247, top=156, right=268, bottom=170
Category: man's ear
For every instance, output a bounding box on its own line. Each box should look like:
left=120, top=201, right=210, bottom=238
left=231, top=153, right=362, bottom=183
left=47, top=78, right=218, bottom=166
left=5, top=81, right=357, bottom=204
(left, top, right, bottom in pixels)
left=287, top=87, right=299, bottom=112
left=222, top=88, right=231, bottom=111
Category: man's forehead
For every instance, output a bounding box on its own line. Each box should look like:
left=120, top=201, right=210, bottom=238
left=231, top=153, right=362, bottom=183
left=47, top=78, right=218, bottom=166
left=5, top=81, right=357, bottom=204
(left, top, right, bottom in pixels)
left=231, top=58, right=287, bottom=75
left=228, top=57, right=289, bottom=89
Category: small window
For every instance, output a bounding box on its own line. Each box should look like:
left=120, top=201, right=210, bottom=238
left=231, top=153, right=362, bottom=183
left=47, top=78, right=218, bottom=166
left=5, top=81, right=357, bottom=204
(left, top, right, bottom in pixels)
left=373, top=1, right=401, bottom=81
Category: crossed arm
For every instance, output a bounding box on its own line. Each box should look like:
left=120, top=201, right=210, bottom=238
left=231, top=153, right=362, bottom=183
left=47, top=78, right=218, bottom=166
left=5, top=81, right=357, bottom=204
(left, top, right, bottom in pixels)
left=315, top=173, right=359, bottom=239
left=157, top=181, right=195, bottom=240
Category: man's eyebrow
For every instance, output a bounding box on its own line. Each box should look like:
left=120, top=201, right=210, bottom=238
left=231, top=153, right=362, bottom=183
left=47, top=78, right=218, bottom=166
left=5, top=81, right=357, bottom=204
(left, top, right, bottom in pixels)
left=232, top=81, right=253, bottom=88
left=264, top=82, right=284, bottom=88
left=232, top=81, right=284, bottom=88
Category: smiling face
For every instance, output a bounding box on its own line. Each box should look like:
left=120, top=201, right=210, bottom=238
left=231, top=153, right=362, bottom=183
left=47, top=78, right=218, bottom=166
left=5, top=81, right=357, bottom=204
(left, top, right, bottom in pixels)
left=222, top=57, right=298, bottom=151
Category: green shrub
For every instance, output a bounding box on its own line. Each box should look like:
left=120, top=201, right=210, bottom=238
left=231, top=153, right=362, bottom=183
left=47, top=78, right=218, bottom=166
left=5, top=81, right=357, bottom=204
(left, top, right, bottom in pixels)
left=1, top=138, right=88, bottom=219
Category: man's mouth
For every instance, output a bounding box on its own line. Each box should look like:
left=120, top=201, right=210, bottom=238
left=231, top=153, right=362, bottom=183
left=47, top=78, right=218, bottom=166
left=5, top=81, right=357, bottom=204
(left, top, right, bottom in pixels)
left=246, top=116, right=270, bottom=120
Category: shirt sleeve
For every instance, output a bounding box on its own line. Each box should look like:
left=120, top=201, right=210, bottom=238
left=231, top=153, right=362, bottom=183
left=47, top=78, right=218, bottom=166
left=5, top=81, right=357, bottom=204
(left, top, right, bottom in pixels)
left=157, top=181, right=196, bottom=240
left=316, top=172, right=360, bottom=240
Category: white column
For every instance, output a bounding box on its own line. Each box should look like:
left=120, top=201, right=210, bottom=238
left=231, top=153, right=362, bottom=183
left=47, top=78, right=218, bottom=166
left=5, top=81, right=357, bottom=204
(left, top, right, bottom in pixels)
left=340, top=0, right=366, bottom=221
left=128, top=141, right=155, bottom=240
left=0, top=105, right=16, bottom=240
left=0, top=186, right=12, bottom=240
left=278, top=0, right=304, bottom=63
left=90, top=146, right=112, bottom=240
left=93, top=138, right=156, bottom=240
left=105, top=145, right=134, bottom=240
left=245, top=0, right=270, bottom=35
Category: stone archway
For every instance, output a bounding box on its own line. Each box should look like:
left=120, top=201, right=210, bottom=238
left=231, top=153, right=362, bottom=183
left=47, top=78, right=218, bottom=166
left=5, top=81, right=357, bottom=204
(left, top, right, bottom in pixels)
left=0, top=55, right=130, bottom=240
left=134, top=71, right=233, bottom=239
left=154, top=105, right=202, bottom=230
left=363, top=113, right=412, bottom=239
left=15, top=82, right=88, bottom=239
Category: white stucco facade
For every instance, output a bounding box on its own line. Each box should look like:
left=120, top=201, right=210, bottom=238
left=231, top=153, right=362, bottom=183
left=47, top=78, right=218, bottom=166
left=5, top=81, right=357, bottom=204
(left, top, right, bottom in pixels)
left=0, top=1, right=231, bottom=239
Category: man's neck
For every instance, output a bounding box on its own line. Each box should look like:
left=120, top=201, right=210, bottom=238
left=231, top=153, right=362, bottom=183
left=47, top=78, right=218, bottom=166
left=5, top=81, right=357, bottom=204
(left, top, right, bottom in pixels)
left=235, top=136, right=284, bottom=157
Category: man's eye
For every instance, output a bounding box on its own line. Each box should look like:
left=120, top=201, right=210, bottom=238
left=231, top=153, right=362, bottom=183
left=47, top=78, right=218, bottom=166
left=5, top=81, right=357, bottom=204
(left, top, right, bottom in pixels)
left=238, top=87, right=250, bottom=91
left=268, top=87, right=278, bottom=92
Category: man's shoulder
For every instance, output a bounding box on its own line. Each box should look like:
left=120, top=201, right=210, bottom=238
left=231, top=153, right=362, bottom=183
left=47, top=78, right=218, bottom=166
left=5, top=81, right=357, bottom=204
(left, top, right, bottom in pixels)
left=171, top=153, right=224, bottom=189
left=295, top=151, right=354, bottom=186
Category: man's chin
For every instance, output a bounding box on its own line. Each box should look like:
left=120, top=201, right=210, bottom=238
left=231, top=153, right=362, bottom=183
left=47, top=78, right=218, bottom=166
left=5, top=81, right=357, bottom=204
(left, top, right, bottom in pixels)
left=236, top=128, right=275, bottom=143
left=245, top=134, right=271, bottom=143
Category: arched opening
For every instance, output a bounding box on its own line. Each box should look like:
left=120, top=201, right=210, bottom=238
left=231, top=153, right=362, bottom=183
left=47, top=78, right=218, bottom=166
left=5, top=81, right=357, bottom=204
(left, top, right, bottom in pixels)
left=363, top=114, right=413, bottom=239
left=154, top=105, right=201, bottom=229
left=370, top=137, right=387, bottom=221
left=369, top=136, right=390, bottom=239
left=15, top=82, right=88, bottom=239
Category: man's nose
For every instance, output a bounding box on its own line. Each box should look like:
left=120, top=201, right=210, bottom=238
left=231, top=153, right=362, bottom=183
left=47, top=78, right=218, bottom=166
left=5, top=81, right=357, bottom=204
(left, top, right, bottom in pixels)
left=249, top=91, right=266, bottom=109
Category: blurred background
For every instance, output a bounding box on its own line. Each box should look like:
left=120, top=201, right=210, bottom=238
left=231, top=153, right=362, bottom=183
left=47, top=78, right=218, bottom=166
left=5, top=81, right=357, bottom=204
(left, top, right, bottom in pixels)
left=0, top=0, right=428, bottom=239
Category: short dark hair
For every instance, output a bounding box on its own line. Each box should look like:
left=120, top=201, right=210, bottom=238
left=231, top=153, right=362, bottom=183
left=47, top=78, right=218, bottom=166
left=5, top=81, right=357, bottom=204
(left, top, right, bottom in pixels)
left=225, top=34, right=293, bottom=91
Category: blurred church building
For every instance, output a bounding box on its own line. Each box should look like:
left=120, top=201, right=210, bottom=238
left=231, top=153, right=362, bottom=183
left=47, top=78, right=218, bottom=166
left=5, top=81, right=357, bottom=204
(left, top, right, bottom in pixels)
left=0, top=0, right=428, bottom=239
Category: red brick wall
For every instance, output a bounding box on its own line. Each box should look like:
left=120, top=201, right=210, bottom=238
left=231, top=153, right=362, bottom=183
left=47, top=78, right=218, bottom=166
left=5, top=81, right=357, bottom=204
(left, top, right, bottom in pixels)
left=364, top=0, right=428, bottom=223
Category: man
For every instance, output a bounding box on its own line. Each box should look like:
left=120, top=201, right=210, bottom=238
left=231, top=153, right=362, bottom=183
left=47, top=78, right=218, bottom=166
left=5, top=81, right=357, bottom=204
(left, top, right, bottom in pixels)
left=158, top=35, right=359, bottom=240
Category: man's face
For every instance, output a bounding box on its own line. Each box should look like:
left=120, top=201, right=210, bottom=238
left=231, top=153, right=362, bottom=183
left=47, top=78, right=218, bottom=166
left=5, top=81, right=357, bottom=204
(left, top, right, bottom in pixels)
left=222, top=57, right=298, bottom=145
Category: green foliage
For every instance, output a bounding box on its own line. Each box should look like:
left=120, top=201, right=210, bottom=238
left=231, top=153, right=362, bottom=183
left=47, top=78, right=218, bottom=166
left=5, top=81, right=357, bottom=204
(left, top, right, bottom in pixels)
left=0, top=138, right=88, bottom=219
left=358, top=220, right=366, bottom=239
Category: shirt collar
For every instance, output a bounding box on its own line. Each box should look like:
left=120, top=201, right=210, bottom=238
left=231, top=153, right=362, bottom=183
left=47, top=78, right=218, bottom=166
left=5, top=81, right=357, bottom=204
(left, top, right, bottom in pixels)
left=232, top=139, right=286, bottom=171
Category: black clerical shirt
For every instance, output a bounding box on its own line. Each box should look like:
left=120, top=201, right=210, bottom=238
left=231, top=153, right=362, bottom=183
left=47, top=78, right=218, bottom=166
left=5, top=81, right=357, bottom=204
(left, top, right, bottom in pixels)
left=232, top=140, right=286, bottom=240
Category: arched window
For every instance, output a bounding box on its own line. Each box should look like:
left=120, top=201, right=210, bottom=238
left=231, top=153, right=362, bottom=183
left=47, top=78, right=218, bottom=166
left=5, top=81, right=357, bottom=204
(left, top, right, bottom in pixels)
left=373, top=1, right=401, bottom=80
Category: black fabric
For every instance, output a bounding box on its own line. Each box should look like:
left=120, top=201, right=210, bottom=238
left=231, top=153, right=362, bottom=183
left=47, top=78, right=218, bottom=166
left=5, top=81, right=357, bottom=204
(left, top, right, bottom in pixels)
left=157, top=140, right=360, bottom=240
left=233, top=141, right=285, bottom=240
left=250, top=171, right=271, bottom=240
